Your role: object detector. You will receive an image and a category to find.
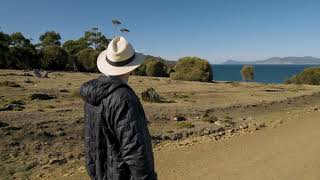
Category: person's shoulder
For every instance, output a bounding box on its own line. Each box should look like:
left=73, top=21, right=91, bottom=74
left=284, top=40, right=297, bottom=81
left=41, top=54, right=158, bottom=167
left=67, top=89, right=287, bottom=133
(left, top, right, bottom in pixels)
left=112, top=85, right=137, bottom=101
left=104, top=85, right=138, bottom=107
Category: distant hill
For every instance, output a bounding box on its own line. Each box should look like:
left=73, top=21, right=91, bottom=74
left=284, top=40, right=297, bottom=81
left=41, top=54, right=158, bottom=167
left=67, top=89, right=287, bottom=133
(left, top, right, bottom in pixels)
left=222, top=56, right=320, bottom=65
left=223, top=60, right=253, bottom=64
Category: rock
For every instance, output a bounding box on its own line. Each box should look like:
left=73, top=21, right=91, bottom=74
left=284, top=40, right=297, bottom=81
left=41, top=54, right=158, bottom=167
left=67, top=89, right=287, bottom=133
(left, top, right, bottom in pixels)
left=22, top=73, right=33, bottom=77
left=30, top=93, right=56, bottom=100
left=173, top=115, right=186, bottom=121
left=59, top=89, right=69, bottom=93
left=37, top=131, right=55, bottom=139
left=239, top=117, right=246, bottom=121
left=204, top=130, right=210, bottom=135
left=5, top=126, right=22, bottom=131
left=214, top=120, right=226, bottom=127
left=141, top=88, right=162, bottom=102
left=0, top=121, right=9, bottom=128
left=49, top=158, right=67, bottom=165
left=56, top=109, right=72, bottom=113
left=24, top=78, right=33, bottom=83
left=227, top=129, right=235, bottom=134
left=0, top=81, right=21, bottom=87
left=57, top=131, right=66, bottom=136
left=0, top=103, right=25, bottom=111
left=169, top=133, right=183, bottom=140
left=247, top=116, right=253, bottom=121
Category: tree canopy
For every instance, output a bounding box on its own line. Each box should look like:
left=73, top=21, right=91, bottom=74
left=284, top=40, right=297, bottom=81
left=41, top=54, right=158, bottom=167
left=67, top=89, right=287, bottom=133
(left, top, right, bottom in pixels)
left=39, top=31, right=61, bottom=47
left=0, top=28, right=174, bottom=77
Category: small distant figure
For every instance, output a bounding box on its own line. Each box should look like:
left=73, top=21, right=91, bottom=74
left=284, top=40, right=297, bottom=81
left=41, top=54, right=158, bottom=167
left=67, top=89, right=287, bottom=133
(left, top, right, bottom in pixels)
left=34, top=69, right=42, bottom=78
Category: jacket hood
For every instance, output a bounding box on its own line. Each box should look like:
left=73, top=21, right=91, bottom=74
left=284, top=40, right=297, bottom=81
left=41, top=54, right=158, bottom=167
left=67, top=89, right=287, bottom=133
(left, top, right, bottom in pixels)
left=80, top=75, right=128, bottom=105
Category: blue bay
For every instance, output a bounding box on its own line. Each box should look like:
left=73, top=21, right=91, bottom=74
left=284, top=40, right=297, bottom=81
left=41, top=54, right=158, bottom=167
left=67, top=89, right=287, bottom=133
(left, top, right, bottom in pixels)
left=211, top=64, right=320, bottom=83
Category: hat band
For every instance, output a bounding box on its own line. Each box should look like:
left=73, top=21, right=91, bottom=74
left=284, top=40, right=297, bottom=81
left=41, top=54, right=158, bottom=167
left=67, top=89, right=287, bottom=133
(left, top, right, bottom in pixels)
left=106, top=53, right=135, bottom=67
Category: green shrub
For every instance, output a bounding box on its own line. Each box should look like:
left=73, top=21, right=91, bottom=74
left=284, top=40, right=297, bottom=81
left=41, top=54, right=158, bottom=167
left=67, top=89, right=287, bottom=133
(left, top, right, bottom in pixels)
left=175, top=122, right=195, bottom=129
left=76, top=48, right=100, bottom=72
left=241, top=65, right=254, bottom=81
left=40, top=45, right=68, bottom=70
left=133, top=56, right=169, bottom=77
left=286, top=67, right=320, bottom=85
left=145, top=60, right=167, bottom=77
left=170, top=56, right=212, bottom=82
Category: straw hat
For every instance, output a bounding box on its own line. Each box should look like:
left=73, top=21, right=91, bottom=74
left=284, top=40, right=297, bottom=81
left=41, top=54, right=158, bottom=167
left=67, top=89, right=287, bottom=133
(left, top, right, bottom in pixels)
left=97, top=36, right=145, bottom=76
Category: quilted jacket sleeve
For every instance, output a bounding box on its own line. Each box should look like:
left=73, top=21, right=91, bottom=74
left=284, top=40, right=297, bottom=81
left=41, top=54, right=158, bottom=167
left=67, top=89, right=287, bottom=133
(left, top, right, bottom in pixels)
left=112, top=97, right=157, bottom=180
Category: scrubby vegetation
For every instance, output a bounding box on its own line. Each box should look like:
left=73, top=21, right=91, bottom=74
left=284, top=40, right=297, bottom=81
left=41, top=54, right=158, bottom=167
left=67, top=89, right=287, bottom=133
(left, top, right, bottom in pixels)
left=132, top=56, right=171, bottom=77
left=170, top=56, right=212, bottom=82
left=175, top=121, right=195, bottom=129
left=146, top=60, right=167, bottom=77
left=0, top=28, right=107, bottom=72
left=1, top=29, right=175, bottom=78
left=286, top=67, right=320, bottom=85
left=75, top=48, right=100, bottom=72
left=40, top=45, right=68, bottom=70
left=241, top=65, right=254, bottom=81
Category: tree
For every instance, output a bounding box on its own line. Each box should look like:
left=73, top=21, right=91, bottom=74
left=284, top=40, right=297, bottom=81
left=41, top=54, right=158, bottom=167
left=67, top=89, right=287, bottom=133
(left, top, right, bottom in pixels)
left=39, top=31, right=61, bottom=47
left=240, top=65, right=254, bottom=81
left=6, top=32, right=38, bottom=69
left=0, top=31, right=11, bottom=68
left=40, top=45, right=68, bottom=70
left=62, top=38, right=89, bottom=71
left=62, top=38, right=88, bottom=55
left=286, top=67, right=320, bottom=85
left=75, top=48, right=100, bottom=72
left=84, top=27, right=110, bottom=51
left=170, top=56, right=212, bottom=82
left=146, top=60, right=167, bottom=77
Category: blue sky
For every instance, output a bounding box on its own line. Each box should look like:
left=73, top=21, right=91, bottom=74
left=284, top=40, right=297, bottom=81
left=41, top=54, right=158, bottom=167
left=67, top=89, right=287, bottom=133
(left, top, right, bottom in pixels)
left=1, top=0, right=320, bottom=63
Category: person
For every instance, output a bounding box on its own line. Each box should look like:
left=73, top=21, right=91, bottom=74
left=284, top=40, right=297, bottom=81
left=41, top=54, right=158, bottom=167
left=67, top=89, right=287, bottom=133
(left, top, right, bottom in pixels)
left=80, top=36, right=157, bottom=180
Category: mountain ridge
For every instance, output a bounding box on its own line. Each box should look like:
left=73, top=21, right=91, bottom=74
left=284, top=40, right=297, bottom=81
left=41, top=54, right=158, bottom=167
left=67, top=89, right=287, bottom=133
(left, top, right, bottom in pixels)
left=222, top=56, right=320, bottom=64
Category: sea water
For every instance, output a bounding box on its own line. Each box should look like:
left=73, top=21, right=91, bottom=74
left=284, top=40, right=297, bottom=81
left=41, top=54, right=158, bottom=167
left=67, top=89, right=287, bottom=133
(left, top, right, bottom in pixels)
left=212, top=64, right=319, bottom=83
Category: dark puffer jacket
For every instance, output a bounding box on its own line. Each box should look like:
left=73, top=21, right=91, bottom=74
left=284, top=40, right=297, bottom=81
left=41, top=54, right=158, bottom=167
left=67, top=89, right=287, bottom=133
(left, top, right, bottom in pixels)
left=80, top=75, right=157, bottom=180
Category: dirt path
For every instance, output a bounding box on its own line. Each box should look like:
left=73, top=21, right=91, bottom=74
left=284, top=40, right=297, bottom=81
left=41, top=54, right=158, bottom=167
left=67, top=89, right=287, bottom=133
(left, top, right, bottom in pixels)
left=155, top=111, right=320, bottom=180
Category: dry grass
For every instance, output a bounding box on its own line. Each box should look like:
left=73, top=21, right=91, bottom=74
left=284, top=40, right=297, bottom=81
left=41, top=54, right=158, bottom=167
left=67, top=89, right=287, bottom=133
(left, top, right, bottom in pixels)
left=1, top=69, right=320, bottom=179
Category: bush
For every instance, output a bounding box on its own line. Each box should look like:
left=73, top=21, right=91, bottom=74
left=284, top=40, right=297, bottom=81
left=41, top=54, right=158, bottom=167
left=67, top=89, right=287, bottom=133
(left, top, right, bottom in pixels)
left=76, top=48, right=100, bottom=72
left=132, top=56, right=169, bottom=77
left=175, top=122, right=194, bottom=129
left=40, top=45, right=68, bottom=70
left=241, top=65, right=254, bottom=81
left=145, top=60, right=167, bottom=77
left=170, top=56, right=212, bottom=82
left=141, top=88, right=162, bottom=102
left=286, top=67, right=320, bottom=85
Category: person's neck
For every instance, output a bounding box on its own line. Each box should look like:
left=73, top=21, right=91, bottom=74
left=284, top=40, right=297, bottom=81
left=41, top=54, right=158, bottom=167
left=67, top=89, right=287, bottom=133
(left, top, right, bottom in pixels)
left=117, top=75, right=129, bottom=84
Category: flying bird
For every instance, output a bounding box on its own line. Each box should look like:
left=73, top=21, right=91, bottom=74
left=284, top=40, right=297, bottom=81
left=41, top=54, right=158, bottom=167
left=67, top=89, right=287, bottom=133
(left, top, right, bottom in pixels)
left=112, top=20, right=122, bottom=25
left=120, top=28, right=130, bottom=33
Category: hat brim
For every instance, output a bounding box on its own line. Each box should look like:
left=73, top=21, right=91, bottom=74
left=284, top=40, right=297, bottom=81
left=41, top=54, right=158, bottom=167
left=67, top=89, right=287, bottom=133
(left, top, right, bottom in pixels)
left=97, top=50, right=145, bottom=76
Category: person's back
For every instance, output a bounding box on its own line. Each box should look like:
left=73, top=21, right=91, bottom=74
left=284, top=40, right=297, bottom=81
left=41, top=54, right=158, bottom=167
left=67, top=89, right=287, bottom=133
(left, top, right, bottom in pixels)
left=80, top=36, right=157, bottom=180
